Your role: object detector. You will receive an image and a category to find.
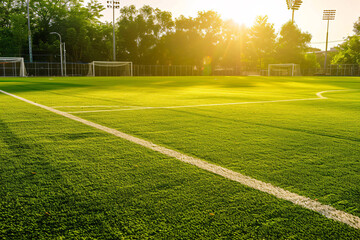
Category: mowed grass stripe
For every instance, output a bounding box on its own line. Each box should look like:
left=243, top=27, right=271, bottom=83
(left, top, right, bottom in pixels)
left=65, top=89, right=354, bottom=114
left=1, top=88, right=359, bottom=230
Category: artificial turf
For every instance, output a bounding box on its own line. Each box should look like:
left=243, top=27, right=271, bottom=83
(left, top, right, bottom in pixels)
left=0, top=76, right=359, bottom=239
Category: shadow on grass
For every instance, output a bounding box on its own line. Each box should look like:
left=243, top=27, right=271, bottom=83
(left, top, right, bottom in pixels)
left=0, top=118, right=32, bottom=154
left=0, top=118, right=62, bottom=178
left=0, top=117, right=105, bottom=238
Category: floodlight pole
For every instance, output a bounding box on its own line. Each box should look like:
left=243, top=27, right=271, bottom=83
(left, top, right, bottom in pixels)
left=27, top=0, right=33, bottom=62
left=113, top=0, right=116, bottom=61
left=322, top=10, right=336, bottom=74
left=324, top=19, right=330, bottom=71
left=287, top=0, right=303, bottom=23
left=107, top=1, right=120, bottom=61
left=50, top=32, right=63, bottom=76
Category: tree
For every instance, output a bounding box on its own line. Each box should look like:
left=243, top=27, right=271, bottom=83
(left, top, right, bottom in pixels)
left=117, top=5, right=174, bottom=64
left=159, top=15, right=202, bottom=65
left=0, top=0, right=27, bottom=57
left=332, top=36, right=360, bottom=65
left=159, top=10, right=224, bottom=70
left=0, top=0, right=107, bottom=61
left=57, top=0, right=105, bottom=62
left=196, top=10, right=223, bottom=68
left=248, top=16, right=276, bottom=69
left=332, top=17, right=360, bottom=65
left=216, top=20, right=249, bottom=67
left=275, top=21, right=312, bottom=66
left=0, top=1, right=319, bottom=70
left=353, top=17, right=360, bottom=35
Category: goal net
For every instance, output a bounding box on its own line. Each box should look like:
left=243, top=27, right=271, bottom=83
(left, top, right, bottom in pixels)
left=88, top=61, right=133, bottom=76
left=0, top=57, right=27, bottom=77
left=268, top=64, right=301, bottom=76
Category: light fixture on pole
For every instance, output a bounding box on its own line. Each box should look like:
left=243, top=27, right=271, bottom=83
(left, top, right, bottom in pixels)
left=323, top=10, right=336, bottom=74
left=27, top=0, right=33, bottom=62
left=286, top=0, right=303, bottom=23
left=50, top=32, right=64, bottom=76
left=107, top=1, right=120, bottom=61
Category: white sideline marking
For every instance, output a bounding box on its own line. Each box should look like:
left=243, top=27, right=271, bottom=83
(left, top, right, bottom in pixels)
left=1, top=89, right=359, bottom=229
left=52, top=105, right=135, bottom=109
left=67, top=90, right=352, bottom=114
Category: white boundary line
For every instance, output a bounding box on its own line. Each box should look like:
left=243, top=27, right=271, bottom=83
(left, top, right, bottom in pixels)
left=0, top=89, right=359, bottom=229
left=52, top=105, right=136, bottom=109
left=66, top=90, right=353, bottom=114
left=52, top=105, right=121, bottom=108
left=316, top=89, right=354, bottom=99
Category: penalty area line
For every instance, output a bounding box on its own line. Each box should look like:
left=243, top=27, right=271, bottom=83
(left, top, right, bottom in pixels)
left=0, top=89, right=359, bottom=230
left=52, top=105, right=137, bottom=109
left=66, top=89, right=353, bottom=114
left=66, top=98, right=323, bottom=114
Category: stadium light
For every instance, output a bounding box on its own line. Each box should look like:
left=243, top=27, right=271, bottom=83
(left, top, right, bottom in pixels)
left=107, top=1, right=120, bottom=61
left=27, top=0, right=33, bottom=62
left=323, top=10, right=336, bottom=73
left=50, top=32, right=64, bottom=76
left=286, top=0, right=303, bottom=23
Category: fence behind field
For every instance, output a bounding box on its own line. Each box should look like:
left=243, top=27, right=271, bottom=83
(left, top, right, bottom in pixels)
left=25, top=62, right=89, bottom=77
left=0, top=62, right=359, bottom=77
left=328, top=64, right=360, bottom=76
left=303, top=65, right=360, bottom=76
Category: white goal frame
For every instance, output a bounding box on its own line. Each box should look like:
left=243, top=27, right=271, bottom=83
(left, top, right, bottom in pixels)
left=88, top=61, right=133, bottom=77
left=268, top=64, right=301, bottom=76
left=0, top=57, right=27, bottom=77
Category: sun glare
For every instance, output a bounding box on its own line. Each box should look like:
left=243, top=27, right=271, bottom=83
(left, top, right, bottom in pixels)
left=192, top=0, right=290, bottom=27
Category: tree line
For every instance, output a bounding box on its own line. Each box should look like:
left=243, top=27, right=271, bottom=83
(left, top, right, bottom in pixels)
left=332, top=18, right=360, bottom=65
left=1, top=0, right=358, bottom=69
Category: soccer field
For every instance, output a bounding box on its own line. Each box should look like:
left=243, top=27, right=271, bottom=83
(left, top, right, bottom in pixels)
left=1, top=76, right=359, bottom=239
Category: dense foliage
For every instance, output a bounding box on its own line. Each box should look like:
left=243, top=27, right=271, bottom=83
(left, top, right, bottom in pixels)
left=0, top=0, right=317, bottom=69
left=332, top=18, right=360, bottom=65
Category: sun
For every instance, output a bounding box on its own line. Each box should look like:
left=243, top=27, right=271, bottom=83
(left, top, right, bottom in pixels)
left=192, top=0, right=290, bottom=27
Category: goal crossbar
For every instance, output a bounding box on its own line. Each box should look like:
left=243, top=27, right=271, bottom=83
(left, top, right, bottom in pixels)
left=0, top=57, right=27, bottom=77
left=88, top=61, right=133, bottom=77
left=268, top=64, right=301, bottom=76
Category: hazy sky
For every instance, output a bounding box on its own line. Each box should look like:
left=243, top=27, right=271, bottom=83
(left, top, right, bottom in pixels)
left=91, top=0, right=360, bottom=50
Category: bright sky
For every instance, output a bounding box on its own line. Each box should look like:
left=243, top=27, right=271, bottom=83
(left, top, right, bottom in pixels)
left=89, top=0, right=360, bottom=50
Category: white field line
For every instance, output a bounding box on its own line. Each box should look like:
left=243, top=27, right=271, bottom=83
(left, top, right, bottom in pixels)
left=316, top=89, right=351, bottom=99
left=52, top=105, right=136, bottom=109
left=67, top=89, right=351, bottom=114
left=0, top=89, right=359, bottom=229
left=53, top=105, right=120, bottom=108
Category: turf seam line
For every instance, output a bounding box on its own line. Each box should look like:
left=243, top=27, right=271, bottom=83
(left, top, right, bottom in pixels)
left=1, top=89, right=359, bottom=230
left=65, top=90, right=352, bottom=114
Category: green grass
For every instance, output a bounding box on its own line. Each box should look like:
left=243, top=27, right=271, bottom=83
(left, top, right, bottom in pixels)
left=0, top=76, right=359, bottom=239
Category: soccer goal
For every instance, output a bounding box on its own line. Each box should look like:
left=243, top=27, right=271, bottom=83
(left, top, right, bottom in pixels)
left=88, top=61, right=133, bottom=77
left=0, top=57, right=27, bottom=77
left=268, top=64, right=301, bottom=76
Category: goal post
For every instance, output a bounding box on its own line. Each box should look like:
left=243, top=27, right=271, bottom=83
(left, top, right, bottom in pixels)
left=268, top=64, right=301, bottom=76
left=0, top=57, right=27, bottom=77
left=88, top=61, right=133, bottom=77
